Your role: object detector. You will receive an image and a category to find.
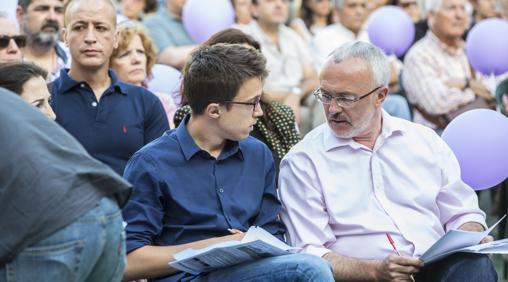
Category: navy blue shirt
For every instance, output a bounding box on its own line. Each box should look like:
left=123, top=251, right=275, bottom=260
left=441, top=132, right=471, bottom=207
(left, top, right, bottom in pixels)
left=122, top=115, right=286, bottom=282
left=50, top=69, right=170, bottom=175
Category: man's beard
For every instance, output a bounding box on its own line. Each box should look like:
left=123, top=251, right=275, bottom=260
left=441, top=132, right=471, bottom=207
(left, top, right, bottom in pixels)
left=25, top=20, right=60, bottom=49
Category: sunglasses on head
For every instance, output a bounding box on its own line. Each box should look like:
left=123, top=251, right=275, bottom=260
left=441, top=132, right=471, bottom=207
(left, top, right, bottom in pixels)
left=0, top=35, right=27, bottom=49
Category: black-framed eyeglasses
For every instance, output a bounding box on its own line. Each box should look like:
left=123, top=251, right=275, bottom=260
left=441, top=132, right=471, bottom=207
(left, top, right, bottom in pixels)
left=0, top=35, right=27, bottom=49
left=221, top=96, right=261, bottom=113
left=313, top=86, right=383, bottom=108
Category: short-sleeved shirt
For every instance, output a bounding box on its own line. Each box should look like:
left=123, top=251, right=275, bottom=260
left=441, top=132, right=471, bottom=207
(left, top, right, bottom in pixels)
left=144, top=7, right=195, bottom=54
left=0, top=89, right=132, bottom=265
left=50, top=69, right=170, bottom=175
left=239, top=22, right=312, bottom=93
left=122, top=115, right=286, bottom=282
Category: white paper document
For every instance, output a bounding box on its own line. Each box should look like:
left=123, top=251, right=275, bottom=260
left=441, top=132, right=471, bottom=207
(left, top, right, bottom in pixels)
left=420, top=215, right=507, bottom=263
left=169, top=226, right=297, bottom=275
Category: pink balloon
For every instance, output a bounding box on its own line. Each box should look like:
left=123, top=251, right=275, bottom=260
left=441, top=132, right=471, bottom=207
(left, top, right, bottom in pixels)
left=182, top=0, right=235, bottom=43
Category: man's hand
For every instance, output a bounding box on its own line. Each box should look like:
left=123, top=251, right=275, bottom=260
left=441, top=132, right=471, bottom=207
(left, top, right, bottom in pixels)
left=375, top=255, right=423, bottom=282
left=458, top=221, right=493, bottom=244
left=469, top=80, right=494, bottom=101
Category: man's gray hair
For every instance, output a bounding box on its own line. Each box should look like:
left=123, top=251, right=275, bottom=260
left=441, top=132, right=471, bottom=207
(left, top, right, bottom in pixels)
left=327, top=41, right=390, bottom=87
left=426, top=0, right=443, bottom=13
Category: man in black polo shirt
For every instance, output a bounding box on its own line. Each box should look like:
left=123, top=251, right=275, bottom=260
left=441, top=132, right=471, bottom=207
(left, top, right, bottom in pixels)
left=0, top=88, right=132, bottom=281
left=50, top=0, right=169, bottom=175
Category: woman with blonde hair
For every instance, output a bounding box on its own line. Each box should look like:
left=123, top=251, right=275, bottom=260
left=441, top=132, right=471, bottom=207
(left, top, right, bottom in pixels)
left=110, top=24, right=177, bottom=127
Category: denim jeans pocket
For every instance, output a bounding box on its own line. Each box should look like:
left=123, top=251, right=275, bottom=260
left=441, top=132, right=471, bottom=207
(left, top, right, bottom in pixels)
left=5, top=240, right=85, bottom=282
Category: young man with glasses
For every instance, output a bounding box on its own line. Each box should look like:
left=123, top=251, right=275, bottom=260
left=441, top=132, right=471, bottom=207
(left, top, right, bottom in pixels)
left=279, top=41, right=497, bottom=282
left=121, top=43, right=334, bottom=282
left=0, top=14, right=26, bottom=61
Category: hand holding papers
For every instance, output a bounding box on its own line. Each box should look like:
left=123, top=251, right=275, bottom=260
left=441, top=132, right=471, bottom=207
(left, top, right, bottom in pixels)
left=420, top=215, right=508, bottom=263
left=169, top=226, right=298, bottom=275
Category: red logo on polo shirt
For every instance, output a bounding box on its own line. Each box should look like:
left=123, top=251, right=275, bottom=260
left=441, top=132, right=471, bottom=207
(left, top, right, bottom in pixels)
left=122, top=125, right=127, bottom=134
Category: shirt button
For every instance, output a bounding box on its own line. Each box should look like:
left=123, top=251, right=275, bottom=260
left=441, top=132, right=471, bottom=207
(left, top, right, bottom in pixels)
left=91, top=101, right=98, bottom=107
left=80, top=83, right=85, bottom=88
left=218, top=188, right=224, bottom=193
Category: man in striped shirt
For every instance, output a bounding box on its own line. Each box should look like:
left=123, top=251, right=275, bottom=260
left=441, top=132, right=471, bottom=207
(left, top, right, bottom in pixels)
left=402, top=0, right=493, bottom=130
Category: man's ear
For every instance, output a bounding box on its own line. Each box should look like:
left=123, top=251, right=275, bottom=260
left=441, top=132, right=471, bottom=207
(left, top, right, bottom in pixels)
left=16, top=6, right=23, bottom=25
left=113, top=29, right=119, bottom=49
left=375, top=86, right=388, bottom=107
left=205, top=103, right=222, bottom=119
left=62, top=27, right=69, bottom=46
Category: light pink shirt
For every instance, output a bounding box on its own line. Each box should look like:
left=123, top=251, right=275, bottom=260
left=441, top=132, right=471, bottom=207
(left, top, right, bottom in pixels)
left=278, top=111, right=486, bottom=260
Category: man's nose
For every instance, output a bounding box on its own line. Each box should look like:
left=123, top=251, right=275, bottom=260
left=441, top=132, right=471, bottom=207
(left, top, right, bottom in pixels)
left=7, top=39, right=20, bottom=54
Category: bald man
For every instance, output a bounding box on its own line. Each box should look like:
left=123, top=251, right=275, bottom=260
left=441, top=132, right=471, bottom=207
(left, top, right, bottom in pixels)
left=50, top=0, right=169, bottom=176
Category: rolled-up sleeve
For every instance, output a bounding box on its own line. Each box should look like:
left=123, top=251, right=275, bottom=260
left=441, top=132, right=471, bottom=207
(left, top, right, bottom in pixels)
left=122, top=153, right=166, bottom=253
left=435, top=137, right=487, bottom=231
left=278, top=152, right=335, bottom=258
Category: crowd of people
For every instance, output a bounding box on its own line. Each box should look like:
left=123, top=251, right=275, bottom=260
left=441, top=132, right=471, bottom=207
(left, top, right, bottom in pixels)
left=0, top=0, right=507, bottom=281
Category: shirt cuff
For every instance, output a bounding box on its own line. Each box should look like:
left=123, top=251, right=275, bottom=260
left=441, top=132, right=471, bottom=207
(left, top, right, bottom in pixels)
left=445, top=213, right=487, bottom=232
left=301, top=244, right=332, bottom=258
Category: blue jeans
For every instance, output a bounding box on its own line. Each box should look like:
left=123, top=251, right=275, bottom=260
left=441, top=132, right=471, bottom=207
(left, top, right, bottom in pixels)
left=383, top=94, right=412, bottom=121
left=0, top=197, right=126, bottom=282
left=186, top=253, right=334, bottom=282
left=414, top=253, right=497, bottom=282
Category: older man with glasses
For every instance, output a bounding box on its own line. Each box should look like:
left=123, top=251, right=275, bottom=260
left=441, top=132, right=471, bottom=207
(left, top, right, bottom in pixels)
left=0, top=13, right=26, bottom=61
left=279, top=41, right=497, bottom=282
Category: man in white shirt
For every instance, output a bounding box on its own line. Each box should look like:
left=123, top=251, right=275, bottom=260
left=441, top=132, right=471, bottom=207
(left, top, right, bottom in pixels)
left=312, top=0, right=368, bottom=68
left=239, top=0, right=319, bottom=134
left=279, top=41, right=497, bottom=282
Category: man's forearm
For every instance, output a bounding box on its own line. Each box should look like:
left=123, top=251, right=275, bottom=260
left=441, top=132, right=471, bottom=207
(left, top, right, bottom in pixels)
left=323, top=252, right=380, bottom=281
left=124, top=234, right=243, bottom=281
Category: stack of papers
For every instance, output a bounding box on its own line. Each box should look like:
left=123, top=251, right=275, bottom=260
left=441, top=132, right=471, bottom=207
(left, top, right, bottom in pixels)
left=420, top=215, right=508, bottom=263
left=169, top=226, right=298, bottom=275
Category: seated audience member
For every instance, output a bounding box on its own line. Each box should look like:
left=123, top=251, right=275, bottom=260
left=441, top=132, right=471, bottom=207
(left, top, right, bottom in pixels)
left=231, top=0, right=253, bottom=26
left=110, top=24, right=177, bottom=127
left=279, top=41, right=497, bottom=282
left=16, top=0, right=69, bottom=82
left=144, top=0, right=197, bottom=69
left=402, top=0, right=493, bottom=131
left=0, top=88, right=131, bottom=282
left=0, top=13, right=25, bottom=61
left=313, top=0, right=368, bottom=67
left=389, top=0, right=421, bottom=22
left=119, top=0, right=158, bottom=22
left=173, top=28, right=300, bottom=169
left=122, top=44, right=334, bottom=282
left=240, top=0, right=319, bottom=134
left=290, top=0, right=335, bottom=45
left=0, top=61, right=55, bottom=119
left=50, top=0, right=169, bottom=176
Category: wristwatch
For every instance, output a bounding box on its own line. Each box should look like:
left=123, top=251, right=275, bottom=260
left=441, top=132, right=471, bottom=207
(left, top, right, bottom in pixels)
left=290, top=87, right=303, bottom=96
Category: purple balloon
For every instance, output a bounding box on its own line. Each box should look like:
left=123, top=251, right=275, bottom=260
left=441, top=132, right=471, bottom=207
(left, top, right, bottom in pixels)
left=182, top=0, right=235, bottom=43
left=466, top=19, right=508, bottom=76
left=366, top=6, right=415, bottom=57
left=441, top=109, right=508, bottom=190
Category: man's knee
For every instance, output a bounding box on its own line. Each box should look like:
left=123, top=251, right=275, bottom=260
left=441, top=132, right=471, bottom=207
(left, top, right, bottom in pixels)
left=284, top=254, right=334, bottom=281
left=443, top=253, right=497, bottom=282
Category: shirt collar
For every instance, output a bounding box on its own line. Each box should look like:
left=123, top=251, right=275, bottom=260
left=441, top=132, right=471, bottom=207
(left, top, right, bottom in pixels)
left=323, top=110, right=405, bottom=152
left=426, top=30, right=464, bottom=56
left=56, top=69, right=128, bottom=95
left=176, top=114, right=244, bottom=161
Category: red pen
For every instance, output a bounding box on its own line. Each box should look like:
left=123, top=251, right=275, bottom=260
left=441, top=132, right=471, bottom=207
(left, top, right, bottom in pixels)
left=386, top=233, right=416, bottom=282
